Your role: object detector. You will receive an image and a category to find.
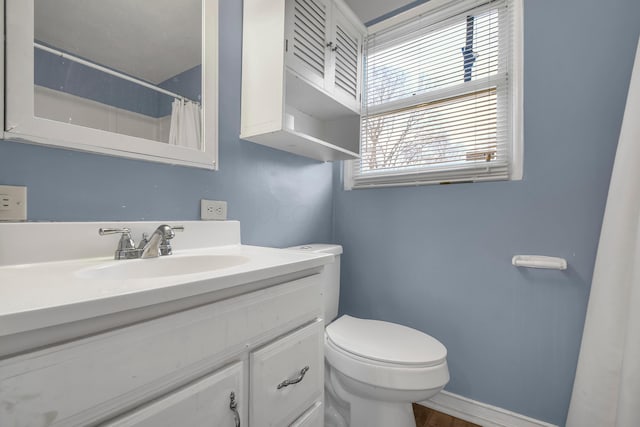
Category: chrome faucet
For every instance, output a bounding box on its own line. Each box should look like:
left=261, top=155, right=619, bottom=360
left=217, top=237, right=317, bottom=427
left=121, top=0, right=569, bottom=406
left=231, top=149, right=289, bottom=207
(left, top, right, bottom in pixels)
left=98, top=228, right=141, bottom=259
left=140, top=224, right=184, bottom=259
left=99, top=225, right=184, bottom=260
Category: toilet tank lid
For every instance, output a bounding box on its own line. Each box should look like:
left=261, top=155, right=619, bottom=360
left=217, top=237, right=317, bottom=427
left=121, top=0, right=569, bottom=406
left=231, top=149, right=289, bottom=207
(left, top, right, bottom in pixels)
left=285, top=244, right=343, bottom=256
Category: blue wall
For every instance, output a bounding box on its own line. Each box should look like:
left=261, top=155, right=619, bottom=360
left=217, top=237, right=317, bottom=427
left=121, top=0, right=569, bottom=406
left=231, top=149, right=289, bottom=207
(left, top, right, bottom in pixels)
left=333, top=0, right=640, bottom=425
left=0, top=0, right=334, bottom=248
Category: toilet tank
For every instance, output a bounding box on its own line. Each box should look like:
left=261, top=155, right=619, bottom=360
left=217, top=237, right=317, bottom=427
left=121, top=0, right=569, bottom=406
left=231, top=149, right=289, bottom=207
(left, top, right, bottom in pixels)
left=286, top=244, right=343, bottom=324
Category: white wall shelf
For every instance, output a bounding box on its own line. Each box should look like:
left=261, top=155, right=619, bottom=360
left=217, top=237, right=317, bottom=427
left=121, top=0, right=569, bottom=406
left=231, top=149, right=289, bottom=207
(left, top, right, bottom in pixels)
left=240, top=0, right=364, bottom=162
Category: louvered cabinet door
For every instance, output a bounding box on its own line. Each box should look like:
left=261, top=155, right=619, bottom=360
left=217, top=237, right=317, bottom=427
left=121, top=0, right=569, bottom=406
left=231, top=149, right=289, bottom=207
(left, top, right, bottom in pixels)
left=285, top=0, right=331, bottom=90
left=329, top=7, right=363, bottom=112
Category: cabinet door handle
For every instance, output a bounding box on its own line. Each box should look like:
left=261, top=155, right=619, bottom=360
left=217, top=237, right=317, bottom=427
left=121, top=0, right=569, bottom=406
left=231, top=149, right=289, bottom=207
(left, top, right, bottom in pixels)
left=326, top=41, right=338, bottom=52
left=277, top=366, right=310, bottom=389
left=229, top=391, right=241, bottom=427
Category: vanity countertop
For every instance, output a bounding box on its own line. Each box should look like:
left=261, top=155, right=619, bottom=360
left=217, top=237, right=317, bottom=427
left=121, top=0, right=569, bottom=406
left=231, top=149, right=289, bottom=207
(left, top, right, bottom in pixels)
left=0, top=221, right=332, bottom=338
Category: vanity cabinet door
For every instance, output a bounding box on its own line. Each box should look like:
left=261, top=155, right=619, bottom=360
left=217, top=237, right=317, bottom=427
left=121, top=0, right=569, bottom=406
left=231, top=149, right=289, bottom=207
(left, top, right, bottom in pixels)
left=290, top=402, right=324, bottom=427
left=102, top=362, right=245, bottom=427
left=250, top=320, right=324, bottom=427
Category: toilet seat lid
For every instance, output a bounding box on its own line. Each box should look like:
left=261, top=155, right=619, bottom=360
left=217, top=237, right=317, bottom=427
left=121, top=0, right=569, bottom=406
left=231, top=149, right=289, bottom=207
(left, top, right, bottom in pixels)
left=326, top=315, right=447, bottom=367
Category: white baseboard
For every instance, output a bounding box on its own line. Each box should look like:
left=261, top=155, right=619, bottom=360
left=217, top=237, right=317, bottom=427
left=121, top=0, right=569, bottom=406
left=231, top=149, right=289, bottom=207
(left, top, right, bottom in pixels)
left=419, top=391, right=558, bottom=427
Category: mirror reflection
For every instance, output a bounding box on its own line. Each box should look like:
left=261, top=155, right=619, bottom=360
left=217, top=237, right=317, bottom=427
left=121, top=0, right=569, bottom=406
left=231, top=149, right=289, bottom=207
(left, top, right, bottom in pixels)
left=33, top=0, right=203, bottom=150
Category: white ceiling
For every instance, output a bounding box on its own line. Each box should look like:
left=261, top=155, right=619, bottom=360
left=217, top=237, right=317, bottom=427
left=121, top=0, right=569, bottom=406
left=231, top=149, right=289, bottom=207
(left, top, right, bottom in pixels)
left=34, top=0, right=201, bottom=84
left=344, top=0, right=416, bottom=24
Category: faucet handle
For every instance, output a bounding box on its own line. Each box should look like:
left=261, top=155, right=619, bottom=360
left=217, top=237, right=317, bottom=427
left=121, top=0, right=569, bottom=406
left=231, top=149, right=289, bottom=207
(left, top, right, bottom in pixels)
left=98, top=227, right=131, bottom=236
left=99, top=227, right=135, bottom=248
left=99, top=227, right=139, bottom=260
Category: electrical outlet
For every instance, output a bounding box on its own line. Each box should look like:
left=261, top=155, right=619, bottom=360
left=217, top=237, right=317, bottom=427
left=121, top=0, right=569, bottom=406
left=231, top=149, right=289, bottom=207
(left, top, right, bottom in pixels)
left=201, top=199, right=227, bottom=220
left=0, top=185, right=27, bottom=221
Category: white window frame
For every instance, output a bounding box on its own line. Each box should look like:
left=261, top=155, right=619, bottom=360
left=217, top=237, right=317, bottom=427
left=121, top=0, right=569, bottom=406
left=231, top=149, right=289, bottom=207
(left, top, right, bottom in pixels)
left=344, top=0, right=523, bottom=190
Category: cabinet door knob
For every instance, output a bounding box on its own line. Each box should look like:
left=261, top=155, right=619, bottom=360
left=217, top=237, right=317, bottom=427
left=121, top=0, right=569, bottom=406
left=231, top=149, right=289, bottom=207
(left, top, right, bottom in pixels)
left=277, top=366, right=310, bottom=389
left=229, top=391, right=241, bottom=427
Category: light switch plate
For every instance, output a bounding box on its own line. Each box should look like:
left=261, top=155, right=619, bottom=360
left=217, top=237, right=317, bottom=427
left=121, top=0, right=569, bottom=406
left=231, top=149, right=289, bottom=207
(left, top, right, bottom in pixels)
left=0, top=185, right=27, bottom=221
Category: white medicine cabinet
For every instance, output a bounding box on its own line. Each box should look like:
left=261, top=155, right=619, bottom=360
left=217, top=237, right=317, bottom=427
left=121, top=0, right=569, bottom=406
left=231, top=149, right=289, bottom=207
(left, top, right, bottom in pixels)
left=241, top=0, right=365, bottom=161
left=3, top=0, right=219, bottom=170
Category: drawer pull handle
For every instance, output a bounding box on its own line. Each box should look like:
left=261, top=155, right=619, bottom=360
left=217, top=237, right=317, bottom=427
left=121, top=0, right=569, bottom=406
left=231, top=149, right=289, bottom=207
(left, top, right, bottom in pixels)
left=277, top=366, right=310, bottom=389
left=229, top=391, right=241, bottom=427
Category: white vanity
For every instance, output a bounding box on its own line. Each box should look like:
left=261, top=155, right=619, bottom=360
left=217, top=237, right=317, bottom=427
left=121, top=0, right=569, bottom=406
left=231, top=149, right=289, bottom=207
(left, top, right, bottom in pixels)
left=0, top=221, right=332, bottom=427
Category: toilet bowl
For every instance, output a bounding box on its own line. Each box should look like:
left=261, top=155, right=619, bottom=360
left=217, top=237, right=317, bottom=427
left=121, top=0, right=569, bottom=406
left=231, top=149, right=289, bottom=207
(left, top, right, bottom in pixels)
left=325, top=315, right=449, bottom=427
left=286, top=244, right=449, bottom=427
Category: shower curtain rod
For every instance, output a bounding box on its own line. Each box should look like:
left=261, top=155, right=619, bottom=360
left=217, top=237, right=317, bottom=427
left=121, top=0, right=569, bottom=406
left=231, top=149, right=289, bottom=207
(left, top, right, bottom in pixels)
left=34, top=42, right=200, bottom=105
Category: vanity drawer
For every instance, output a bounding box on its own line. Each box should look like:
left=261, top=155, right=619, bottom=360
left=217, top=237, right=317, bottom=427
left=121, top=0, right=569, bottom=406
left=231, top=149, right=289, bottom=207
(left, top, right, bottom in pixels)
left=0, top=275, right=322, bottom=427
left=250, top=320, right=324, bottom=427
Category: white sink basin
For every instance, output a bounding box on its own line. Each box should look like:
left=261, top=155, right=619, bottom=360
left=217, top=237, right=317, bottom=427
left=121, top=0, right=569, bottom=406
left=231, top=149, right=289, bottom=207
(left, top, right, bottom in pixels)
left=76, top=254, right=250, bottom=280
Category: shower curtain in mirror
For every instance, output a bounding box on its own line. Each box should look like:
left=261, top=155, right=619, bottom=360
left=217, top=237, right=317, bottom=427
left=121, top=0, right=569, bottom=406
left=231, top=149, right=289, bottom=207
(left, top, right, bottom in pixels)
left=567, top=37, right=640, bottom=427
left=168, top=99, right=201, bottom=150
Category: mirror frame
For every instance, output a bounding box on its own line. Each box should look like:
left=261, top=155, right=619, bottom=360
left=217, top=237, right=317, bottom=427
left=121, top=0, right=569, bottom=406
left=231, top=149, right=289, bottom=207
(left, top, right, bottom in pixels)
left=5, top=0, right=218, bottom=170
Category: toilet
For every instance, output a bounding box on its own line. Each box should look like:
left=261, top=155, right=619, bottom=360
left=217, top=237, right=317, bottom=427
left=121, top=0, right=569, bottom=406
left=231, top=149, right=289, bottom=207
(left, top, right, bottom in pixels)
left=288, top=244, right=449, bottom=427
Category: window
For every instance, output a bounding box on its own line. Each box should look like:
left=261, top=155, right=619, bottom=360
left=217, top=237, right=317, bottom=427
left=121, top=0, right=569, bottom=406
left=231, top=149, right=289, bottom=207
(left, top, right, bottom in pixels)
left=345, top=0, right=522, bottom=189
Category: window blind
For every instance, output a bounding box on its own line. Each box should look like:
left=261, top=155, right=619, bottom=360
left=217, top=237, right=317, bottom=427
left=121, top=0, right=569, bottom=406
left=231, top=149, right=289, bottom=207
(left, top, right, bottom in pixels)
left=347, top=0, right=516, bottom=189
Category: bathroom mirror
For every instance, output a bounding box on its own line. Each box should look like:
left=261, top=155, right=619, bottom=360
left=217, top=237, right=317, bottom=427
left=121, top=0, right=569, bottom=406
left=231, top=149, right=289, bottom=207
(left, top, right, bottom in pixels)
left=5, top=0, right=218, bottom=170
